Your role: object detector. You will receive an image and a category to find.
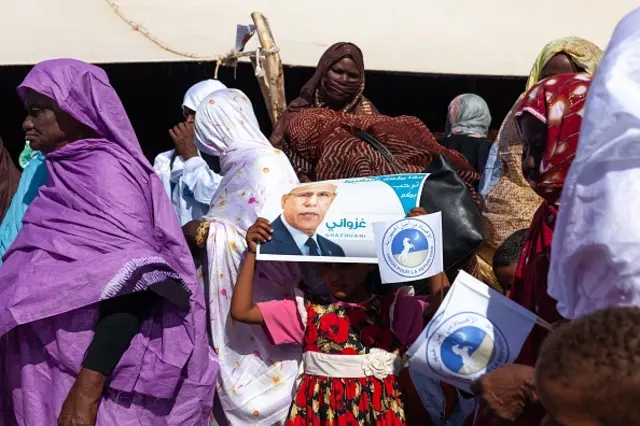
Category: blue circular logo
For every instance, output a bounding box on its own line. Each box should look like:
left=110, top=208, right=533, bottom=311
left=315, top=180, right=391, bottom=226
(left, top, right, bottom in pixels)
left=440, top=326, right=495, bottom=375
left=381, top=218, right=436, bottom=279
left=426, top=312, right=509, bottom=379
left=391, top=229, right=431, bottom=268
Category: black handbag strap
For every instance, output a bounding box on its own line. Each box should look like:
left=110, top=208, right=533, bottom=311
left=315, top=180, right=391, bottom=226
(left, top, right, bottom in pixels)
left=355, top=131, right=404, bottom=174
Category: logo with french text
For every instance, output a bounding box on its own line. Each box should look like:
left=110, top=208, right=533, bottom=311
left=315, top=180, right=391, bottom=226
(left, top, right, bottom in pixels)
left=381, top=218, right=436, bottom=279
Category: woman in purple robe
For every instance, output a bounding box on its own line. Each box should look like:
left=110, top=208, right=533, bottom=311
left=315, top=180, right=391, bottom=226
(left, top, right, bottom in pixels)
left=0, top=59, right=218, bottom=425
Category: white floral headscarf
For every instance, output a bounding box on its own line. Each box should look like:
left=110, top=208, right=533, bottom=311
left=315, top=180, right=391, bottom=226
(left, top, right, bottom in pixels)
left=182, top=79, right=227, bottom=112
left=196, top=88, right=302, bottom=425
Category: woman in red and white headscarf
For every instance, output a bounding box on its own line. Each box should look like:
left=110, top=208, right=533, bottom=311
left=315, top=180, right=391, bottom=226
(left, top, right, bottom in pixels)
left=473, top=72, right=592, bottom=426
left=477, top=37, right=603, bottom=288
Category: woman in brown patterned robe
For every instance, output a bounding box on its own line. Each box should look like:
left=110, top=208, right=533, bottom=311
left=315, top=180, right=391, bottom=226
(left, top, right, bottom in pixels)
left=270, top=42, right=378, bottom=181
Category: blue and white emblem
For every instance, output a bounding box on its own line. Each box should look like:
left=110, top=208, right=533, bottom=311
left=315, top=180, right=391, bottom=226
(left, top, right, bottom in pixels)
left=426, top=312, right=509, bottom=379
left=380, top=218, right=436, bottom=279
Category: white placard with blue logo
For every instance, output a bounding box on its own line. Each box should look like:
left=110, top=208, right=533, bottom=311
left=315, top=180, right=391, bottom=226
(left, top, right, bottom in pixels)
left=407, top=271, right=537, bottom=392
left=257, top=173, right=429, bottom=263
left=372, top=213, right=443, bottom=284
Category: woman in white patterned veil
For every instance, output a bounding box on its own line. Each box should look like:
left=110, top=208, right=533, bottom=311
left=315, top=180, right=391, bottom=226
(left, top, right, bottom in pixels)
left=191, top=88, right=302, bottom=425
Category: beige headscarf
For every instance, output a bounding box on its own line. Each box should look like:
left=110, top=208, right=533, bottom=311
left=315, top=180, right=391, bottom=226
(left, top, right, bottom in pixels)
left=526, top=37, right=604, bottom=90
left=477, top=37, right=603, bottom=289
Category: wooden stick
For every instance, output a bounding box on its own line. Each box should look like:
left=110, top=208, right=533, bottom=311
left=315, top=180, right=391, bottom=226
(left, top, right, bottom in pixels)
left=249, top=55, right=272, bottom=121
left=251, top=12, right=287, bottom=128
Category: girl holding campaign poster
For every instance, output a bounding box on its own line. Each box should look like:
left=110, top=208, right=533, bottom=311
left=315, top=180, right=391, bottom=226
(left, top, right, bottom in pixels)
left=230, top=208, right=448, bottom=426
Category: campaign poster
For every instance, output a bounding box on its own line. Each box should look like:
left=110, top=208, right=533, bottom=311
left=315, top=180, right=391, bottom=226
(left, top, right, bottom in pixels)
left=256, top=174, right=428, bottom=263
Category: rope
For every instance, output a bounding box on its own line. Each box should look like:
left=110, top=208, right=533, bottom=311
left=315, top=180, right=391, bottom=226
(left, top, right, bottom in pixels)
left=104, top=0, right=279, bottom=67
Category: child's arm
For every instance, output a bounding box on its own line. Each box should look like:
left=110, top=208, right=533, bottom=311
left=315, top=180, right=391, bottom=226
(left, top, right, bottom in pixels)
left=392, top=208, right=452, bottom=345
left=230, top=218, right=273, bottom=325
left=425, top=273, right=450, bottom=312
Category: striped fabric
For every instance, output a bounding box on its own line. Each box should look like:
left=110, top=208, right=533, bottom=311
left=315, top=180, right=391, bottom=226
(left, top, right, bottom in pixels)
left=282, top=108, right=480, bottom=185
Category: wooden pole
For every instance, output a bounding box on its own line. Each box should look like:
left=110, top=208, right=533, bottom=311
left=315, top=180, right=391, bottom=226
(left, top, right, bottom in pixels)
left=251, top=12, right=286, bottom=128
left=249, top=55, right=273, bottom=125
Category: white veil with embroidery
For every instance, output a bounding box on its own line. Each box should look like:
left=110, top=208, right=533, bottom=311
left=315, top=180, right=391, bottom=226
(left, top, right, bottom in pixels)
left=196, top=89, right=302, bottom=425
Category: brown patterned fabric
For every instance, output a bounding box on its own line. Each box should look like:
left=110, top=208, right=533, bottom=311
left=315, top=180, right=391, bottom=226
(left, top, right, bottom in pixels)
left=476, top=98, right=544, bottom=289
left=0, top=138, right=20, bottom=222
left=283, top=108, right=479, bottom=185
left=286, top=109, right=482, bottom=279
left=270, top=42, right=378, bottom=176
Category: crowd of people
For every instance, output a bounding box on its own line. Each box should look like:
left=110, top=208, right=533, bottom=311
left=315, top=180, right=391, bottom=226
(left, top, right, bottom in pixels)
left=1, top=7, right=640, bottom=426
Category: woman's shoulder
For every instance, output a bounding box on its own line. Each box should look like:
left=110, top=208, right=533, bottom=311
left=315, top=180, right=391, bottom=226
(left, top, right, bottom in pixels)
left=67, top=143, right=152, bottom=198
left=97, top=147, right=150, bottom=178
left=152, top=150, right=173, bottom=171
left=358, top=96, right=379, bottom=115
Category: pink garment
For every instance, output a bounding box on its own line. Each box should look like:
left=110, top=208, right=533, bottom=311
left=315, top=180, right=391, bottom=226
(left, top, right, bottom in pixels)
left=258, top=290, right=427, bottom=347
left=0, top=59, right=217, bottom=426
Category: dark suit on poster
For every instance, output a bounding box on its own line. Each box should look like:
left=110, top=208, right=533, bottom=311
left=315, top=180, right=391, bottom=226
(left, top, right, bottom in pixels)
left=260, top=216, right=346, bottom=257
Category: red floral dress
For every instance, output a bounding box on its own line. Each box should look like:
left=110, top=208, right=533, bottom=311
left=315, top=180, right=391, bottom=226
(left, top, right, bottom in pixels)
left=285, top=292, right=406, bottom=426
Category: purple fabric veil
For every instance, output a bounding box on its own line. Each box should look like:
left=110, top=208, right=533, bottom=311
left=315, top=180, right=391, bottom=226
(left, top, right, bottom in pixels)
left=0, top=59, right=217, bottom=425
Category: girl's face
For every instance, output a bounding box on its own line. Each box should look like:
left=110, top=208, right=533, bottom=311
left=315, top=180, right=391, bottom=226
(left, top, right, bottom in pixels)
left=519, top=113, right=548, bottom=189
left=317, top=263, right=373, bottom=301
